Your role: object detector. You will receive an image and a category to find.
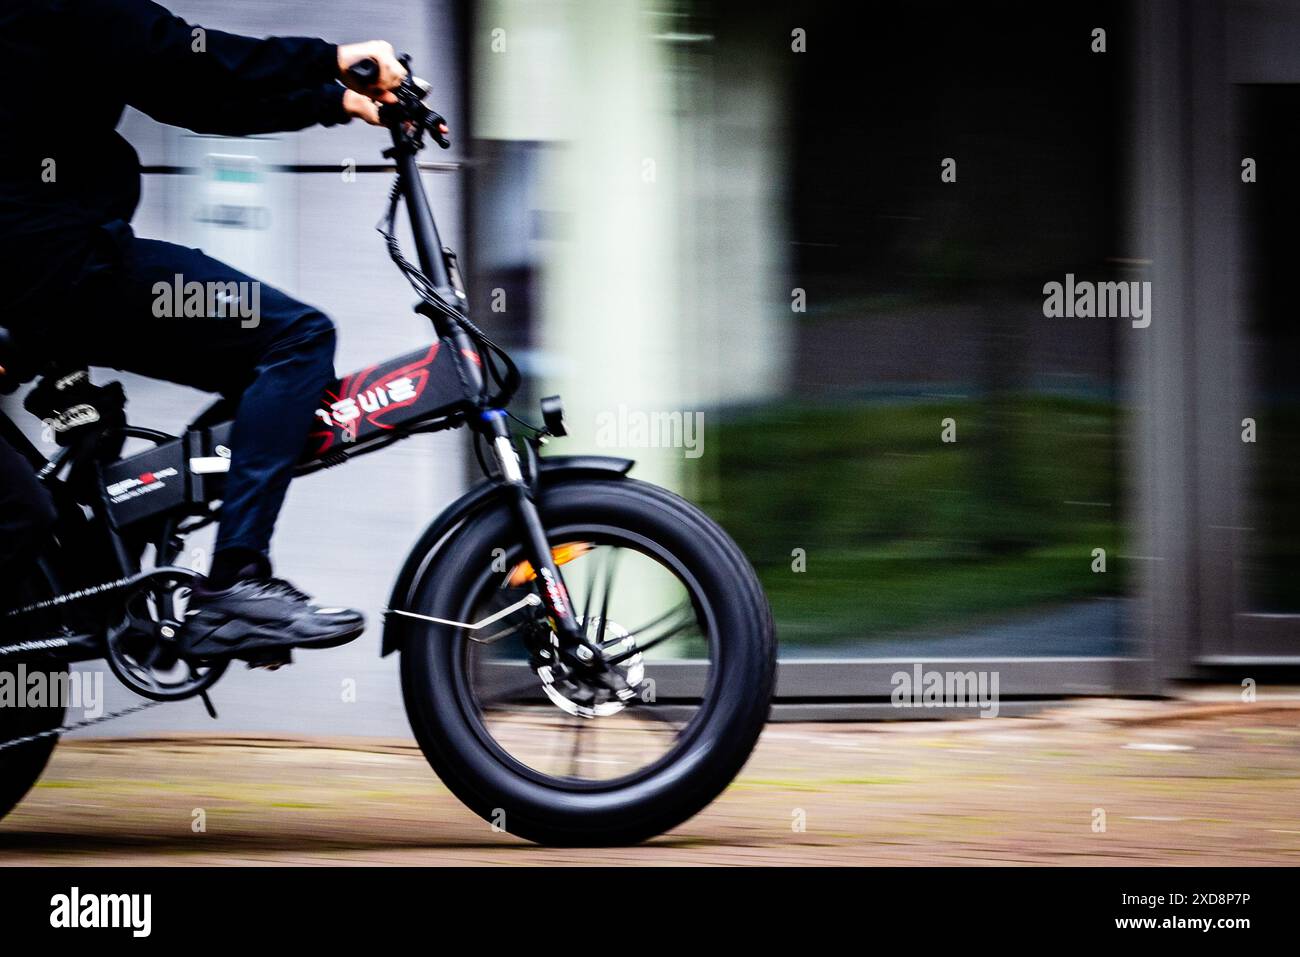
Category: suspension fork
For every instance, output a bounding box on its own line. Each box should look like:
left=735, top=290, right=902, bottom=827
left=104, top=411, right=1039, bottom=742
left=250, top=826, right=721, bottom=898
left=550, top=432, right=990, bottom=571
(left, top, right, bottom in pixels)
left=479, top=410, right=604, bottom=666
left=386, top=113, right=602, bottom=665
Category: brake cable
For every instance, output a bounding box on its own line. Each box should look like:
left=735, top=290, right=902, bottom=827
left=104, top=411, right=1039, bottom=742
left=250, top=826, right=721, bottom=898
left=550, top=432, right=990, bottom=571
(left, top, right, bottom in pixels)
left=375, top=181, right=522, bottom=409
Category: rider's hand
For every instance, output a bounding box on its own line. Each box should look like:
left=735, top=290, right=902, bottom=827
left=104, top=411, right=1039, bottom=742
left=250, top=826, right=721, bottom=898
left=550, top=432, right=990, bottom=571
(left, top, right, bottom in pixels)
left=342, top=89, right=384, bottom=126
left=337, top=41, right=407, bottom=103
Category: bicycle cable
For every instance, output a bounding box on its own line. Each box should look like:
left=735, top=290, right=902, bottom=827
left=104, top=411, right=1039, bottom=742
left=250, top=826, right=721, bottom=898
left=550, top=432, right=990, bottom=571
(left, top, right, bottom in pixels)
left=376, top=179, right=524, bottom=409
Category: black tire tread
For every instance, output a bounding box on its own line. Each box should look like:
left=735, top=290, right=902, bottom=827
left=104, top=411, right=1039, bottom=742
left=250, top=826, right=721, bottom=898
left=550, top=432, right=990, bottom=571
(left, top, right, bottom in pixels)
left=400, top=478, right=775, bottom=845
left=0, top=562, right=67, bottom=823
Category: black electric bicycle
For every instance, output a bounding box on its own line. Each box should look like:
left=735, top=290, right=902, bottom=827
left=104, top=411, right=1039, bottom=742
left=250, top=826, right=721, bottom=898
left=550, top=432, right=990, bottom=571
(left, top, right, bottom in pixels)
left=0, top=58, right=775, bottom=846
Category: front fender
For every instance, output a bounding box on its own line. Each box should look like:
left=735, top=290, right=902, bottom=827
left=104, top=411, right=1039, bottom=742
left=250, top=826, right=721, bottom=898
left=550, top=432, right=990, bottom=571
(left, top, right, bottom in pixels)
left=380, top=454, right=634, bottom=656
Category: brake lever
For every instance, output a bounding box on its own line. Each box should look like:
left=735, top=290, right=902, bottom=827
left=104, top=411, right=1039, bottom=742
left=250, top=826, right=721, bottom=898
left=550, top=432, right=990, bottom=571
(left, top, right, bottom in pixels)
left=391, top=73, right=451, bottom=149
left=426, top=110, right=451, bottom=149
left=359, top=53, right=451, bottom=151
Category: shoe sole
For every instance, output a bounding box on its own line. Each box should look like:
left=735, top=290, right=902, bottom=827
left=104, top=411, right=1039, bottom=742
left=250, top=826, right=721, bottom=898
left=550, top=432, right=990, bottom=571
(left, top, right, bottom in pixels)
left=184, top=621, right=366, bottom=660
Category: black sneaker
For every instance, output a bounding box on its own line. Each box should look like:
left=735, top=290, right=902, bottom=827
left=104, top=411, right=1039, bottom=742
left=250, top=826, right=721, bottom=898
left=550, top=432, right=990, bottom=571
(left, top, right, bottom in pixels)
left=181, top=577, right=365, bottom=660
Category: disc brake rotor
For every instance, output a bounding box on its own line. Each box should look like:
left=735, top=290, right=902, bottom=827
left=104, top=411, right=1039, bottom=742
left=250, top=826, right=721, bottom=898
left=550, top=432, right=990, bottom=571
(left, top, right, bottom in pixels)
left=536, top=617, right=645, bottom=718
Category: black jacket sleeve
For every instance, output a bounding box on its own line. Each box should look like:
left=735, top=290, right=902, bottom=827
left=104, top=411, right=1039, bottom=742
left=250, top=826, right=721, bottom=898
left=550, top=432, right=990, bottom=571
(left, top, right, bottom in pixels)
left=133, top=83, right=352, bottom=137
left=60, top=0, right=341, bottom=125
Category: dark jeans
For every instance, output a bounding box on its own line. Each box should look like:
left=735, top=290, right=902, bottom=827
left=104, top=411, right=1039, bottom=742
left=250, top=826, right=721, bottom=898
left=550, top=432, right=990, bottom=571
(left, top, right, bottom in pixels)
left=1, top=220, right=336, bottom=568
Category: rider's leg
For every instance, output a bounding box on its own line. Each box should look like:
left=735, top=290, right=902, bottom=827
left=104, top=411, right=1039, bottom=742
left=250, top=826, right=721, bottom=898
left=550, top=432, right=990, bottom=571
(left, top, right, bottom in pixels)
left=202, top=306, right=337, bottom=586
left=53, top=230, right=334, bottom=561
left=42, top=224, right=363, bottom=654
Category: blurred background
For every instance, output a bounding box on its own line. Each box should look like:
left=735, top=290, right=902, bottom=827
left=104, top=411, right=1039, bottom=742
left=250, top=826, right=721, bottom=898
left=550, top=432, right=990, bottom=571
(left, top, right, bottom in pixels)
left=4, top=0, right=1296, bottom=729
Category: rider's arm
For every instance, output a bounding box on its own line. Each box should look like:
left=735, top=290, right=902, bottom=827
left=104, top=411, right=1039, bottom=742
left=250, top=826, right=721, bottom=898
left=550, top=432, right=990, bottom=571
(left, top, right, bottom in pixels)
left=73, top=0, right=341, bottom=98
left=132, top=82, right=355, bottom=137
left=62, top=0, right=400, bottom=134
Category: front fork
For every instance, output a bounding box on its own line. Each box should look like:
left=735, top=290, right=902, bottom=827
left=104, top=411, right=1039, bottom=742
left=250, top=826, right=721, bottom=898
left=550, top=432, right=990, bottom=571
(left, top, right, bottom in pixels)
left=479, top=410, right=605, bottom=671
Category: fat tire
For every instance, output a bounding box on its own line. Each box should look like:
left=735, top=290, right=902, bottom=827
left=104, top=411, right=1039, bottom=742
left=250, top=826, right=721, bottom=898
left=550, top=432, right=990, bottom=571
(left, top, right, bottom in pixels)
left=399, top=478, right=776, bottom=845
left=0, top=563, right=66, bottom=823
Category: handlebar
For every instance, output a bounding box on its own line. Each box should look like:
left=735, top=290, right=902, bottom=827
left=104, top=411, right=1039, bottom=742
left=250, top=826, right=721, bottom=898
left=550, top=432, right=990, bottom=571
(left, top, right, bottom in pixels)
left=345, top=57, right=380, bottom=87
left=344, top=55, right=451, bottom=149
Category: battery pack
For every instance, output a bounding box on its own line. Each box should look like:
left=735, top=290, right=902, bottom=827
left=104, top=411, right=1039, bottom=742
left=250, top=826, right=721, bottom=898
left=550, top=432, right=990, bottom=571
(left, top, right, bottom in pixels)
left=101, top=438, right=188, bottom=527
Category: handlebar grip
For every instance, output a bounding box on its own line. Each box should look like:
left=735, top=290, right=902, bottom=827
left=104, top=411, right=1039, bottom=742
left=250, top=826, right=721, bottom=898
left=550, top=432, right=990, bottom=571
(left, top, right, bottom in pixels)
left=345, top=57, right=380, bottom=86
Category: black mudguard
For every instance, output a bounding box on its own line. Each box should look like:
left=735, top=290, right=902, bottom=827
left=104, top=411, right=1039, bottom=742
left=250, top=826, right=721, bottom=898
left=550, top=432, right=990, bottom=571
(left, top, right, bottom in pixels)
left=380, top=455, right=634, bottom=656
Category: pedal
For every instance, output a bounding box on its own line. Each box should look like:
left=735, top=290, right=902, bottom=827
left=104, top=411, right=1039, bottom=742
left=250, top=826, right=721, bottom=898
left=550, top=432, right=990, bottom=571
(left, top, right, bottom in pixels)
left=244, top=649, right=293, bottom=671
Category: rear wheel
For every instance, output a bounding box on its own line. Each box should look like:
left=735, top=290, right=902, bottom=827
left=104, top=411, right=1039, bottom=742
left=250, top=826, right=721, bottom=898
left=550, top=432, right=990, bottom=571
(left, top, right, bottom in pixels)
left=0, top=561, right=67, bottom=822
left=0, top=694, right=64, bottom=822
left=400, top=478, right=776, bottom=846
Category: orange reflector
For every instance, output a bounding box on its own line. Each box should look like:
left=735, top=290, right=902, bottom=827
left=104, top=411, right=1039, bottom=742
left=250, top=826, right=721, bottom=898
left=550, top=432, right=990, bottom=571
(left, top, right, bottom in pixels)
left=506, top=542, right=594, bottom=587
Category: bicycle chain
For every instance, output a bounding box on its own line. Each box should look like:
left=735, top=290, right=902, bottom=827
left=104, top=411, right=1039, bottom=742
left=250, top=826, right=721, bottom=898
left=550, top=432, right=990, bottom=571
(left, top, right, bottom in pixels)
left=1, top=569, right=191, bottom=750
left=0, top=699, right=166, bottom=753
left=2, top=573, right=139, bottom=623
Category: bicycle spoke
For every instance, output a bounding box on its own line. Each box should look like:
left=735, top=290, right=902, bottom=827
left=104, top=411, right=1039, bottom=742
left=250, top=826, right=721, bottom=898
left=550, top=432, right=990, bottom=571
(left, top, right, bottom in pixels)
left=477, top=673, right=543, bottom=709
left=622, top=599, right=697, bottom=643
left=604, top=600, right=699, bottom=665
left=567, top=715, right=588, bottom=778
left=466, top=534, right=714, bottom=785
left=579, top=548, right=600, bottom=629
left=624, top=699, right=688, bottom=734
left=594, top=548, right=622, bottom=646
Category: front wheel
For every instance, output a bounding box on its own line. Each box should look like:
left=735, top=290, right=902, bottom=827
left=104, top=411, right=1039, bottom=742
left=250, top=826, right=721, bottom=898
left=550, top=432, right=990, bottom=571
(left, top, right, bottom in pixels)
left=399, top=478, right=776, bottom=845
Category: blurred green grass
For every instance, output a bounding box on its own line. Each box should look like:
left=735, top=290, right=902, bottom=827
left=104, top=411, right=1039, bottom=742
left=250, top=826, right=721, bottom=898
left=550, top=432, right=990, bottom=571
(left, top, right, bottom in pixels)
left=702, top=395, right=1126, bottom=645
